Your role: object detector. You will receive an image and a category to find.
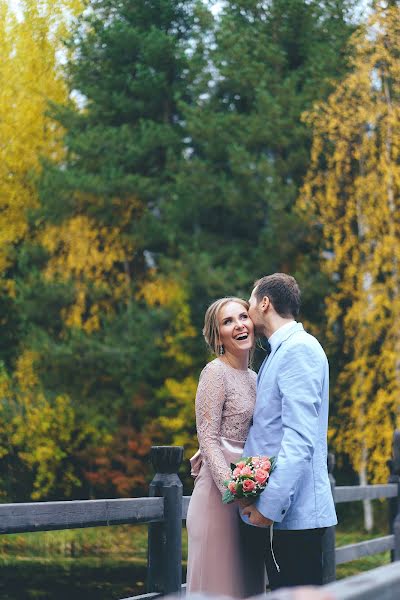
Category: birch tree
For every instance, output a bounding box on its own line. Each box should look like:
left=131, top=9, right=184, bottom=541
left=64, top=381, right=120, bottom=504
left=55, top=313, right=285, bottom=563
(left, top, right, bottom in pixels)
left=300, top=3, right=400, bottom=528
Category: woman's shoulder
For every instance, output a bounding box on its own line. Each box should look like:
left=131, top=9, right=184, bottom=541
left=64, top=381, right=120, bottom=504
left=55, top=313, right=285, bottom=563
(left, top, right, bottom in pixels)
left=197, top=359, right=226, bottom=397
left=200, top=359, right=256, bottom=381
left=200, top=358, right=224, bottom=377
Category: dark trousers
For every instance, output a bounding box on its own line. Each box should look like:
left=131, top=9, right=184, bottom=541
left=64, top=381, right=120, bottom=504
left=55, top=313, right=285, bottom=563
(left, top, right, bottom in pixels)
left=240, top=521, right=326, bottom=591
left=266, top=527, right=326, bottom=590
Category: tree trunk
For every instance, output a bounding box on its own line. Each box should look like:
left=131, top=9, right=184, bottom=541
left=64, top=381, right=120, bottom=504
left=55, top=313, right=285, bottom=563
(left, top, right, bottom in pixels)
left=360, top=444, right=374, bottom=532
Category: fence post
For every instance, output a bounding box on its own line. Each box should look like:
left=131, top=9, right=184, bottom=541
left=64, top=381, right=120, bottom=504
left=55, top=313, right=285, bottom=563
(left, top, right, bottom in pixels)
left=388, top=430, right=400, bottom=562
left=147, top=446, right=183, bottom=595
left=322, top=452, right=336, bottom=583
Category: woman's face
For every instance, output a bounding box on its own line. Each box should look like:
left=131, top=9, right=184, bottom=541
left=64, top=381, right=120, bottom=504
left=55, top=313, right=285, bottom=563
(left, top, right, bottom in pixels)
left=218, top=301, right=254, bottom=356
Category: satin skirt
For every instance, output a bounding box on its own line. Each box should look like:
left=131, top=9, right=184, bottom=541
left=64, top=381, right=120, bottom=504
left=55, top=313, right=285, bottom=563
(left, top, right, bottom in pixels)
left=186, top=438, right=266, bottom=598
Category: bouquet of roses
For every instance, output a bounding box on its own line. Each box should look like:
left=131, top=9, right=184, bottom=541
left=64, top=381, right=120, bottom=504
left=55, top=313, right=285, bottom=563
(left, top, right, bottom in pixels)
left=222, top=455, right=276, bottom=504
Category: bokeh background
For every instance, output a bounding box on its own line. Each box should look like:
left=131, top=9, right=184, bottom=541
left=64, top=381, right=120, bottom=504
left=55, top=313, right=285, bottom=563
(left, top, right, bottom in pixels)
left=0, top=0, right=399, bottom=597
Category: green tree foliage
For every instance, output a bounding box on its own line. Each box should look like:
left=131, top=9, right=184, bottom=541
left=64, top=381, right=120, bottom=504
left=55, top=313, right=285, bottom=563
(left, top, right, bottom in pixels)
left=168, top=0, right=356, bottom=335
left=0, top=0, right=87, bottom=501
left=142, top=0, right=357, bottom=456
left=20, top=0, right=206, bottom=498
left=1, top=0, right=359, bottom=500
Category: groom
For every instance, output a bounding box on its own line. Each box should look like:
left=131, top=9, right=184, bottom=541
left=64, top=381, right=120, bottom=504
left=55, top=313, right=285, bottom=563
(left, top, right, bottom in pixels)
left=241, top=273, right=337, bottom=590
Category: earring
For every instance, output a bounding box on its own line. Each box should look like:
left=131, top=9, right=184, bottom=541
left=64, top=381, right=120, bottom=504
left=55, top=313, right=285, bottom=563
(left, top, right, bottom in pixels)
left=219, top=345, right=225, bottom=355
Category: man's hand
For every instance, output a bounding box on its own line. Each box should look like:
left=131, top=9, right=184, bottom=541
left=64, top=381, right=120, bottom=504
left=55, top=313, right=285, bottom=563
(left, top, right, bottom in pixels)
left=237, top=497, right=254, bottom=509
left=242, top=504, right=273, bottom=527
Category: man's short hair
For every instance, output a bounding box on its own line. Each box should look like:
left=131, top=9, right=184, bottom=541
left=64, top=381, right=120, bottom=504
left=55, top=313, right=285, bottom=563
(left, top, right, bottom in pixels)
left=254, top=273, right=301, bottom=318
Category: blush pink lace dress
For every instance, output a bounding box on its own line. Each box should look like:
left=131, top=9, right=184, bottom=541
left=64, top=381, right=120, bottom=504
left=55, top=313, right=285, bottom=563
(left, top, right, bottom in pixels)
left=186, top=358, right=266, bottom=597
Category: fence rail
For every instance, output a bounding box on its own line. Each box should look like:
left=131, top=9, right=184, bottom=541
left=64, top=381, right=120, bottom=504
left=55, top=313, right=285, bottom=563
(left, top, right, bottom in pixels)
left=334, top=484, right=398, bottom=503
left=335, top=534, right=395, bottom=564
left=323, top=561, right=400, bottom=600
left=0, top=497, right=164, bottom=534
left=1, top=431, right=400, bottom=600
left=121, top=561, right=400, bottom=600
left=247, top=561, right=400, bottom=600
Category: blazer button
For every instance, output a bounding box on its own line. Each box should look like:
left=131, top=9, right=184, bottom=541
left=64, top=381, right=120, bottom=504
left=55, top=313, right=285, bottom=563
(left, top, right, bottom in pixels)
left=281, top=510, right=286, bottom=514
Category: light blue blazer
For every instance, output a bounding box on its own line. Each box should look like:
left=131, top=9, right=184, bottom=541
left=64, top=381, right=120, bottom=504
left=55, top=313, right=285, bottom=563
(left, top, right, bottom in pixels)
left=243, top=322, right=337, bottom=530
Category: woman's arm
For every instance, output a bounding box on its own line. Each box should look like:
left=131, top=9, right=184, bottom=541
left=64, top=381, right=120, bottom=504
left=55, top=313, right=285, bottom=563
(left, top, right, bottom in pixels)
left=195, top=361, right=230, bottom=495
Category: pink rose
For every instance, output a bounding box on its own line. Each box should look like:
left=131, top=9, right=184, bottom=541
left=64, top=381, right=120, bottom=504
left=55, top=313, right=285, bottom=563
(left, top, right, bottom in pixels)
left=261, top=459, right=271, bottom=471
left=255, top=468, right=268, bottom=485
left=236, top=461, right=246, bottom=470
left=240, top=466, right=253, bottom=477
left=242, top=479, right=256, bottom=493
left=251, top=457, right=261, bottom=467
left=232, top=467, right=241, bottom=478
left=228, top=481, right=237, bottom=494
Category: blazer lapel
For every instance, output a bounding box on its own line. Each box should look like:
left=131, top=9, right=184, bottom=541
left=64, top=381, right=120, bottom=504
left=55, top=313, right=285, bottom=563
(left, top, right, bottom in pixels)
left=257, top=344, right=280, bottom=388
left=257, top=323, right=304, bottom=389
left=256, top=353, right=269, bottom=385
left=256, top=341, right=271, bottom=385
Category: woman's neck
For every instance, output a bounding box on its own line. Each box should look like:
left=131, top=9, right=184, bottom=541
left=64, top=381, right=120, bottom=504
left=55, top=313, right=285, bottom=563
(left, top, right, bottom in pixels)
left=220, top=351, right=248, bottom=371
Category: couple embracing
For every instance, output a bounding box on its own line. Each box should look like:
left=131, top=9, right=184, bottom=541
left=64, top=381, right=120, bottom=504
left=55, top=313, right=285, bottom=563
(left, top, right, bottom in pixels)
left=186, top=273, right=337, bottom=597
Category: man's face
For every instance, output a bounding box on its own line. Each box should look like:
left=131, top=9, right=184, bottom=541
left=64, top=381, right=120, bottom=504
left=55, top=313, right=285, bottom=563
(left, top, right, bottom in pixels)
left=248, top=286, right=265, bottom=335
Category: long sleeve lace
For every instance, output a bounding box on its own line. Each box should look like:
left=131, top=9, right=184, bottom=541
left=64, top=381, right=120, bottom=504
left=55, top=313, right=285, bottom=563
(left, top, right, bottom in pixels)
left=195, top=361, right=231, bottom=495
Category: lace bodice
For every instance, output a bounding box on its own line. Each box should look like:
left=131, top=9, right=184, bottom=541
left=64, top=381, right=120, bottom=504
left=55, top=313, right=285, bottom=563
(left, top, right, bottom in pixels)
left=195, top=358, right=257, bottom=494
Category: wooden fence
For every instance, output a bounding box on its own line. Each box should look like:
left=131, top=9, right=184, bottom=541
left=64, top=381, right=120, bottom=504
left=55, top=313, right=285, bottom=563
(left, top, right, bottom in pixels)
left=0, top=432, right=400, bottom=599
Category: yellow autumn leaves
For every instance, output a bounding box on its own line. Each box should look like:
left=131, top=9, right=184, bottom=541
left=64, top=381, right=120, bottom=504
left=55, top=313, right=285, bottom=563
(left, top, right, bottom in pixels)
left=0, top=350, right=97, bottom=499
left=0, top=0, right=99, bottom=499
left=0, top=0, right=198, bottom=500
left=0, top=0, right=399, bottom=501
left=300, top=5, right=400, bottom=482
left=0, top=0, right=82, bottom=273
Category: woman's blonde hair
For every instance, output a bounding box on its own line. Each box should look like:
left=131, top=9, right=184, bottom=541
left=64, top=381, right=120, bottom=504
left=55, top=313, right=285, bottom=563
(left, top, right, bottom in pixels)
left=203, top=297, right=251, bottom=356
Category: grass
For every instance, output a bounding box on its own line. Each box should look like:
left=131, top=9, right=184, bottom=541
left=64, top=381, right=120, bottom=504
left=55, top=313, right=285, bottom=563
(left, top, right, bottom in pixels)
left=0, top=526, right=151, bottom=599
left=0, top=520, right=392, bottom=598
left=0, top=558, right=147, bottom=600
left=0, top=524, right=389, bottom=567
left=0, top=525, right=150, bottom=563
left=0, top=525, right=187, bottom=599
left=335, top=527, right=390, bottom=579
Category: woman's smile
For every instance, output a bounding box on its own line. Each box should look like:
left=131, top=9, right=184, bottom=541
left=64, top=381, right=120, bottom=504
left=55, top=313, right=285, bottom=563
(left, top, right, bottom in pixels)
left=218, top=301, right=254, bottom=357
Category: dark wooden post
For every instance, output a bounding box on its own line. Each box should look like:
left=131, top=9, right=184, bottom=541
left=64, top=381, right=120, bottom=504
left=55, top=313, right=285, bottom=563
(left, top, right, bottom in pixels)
left=322, top=452, right=336, bottom=583
left=147, top=446, right=183, bottom=595
left=388, top=430, right=400, bottom=562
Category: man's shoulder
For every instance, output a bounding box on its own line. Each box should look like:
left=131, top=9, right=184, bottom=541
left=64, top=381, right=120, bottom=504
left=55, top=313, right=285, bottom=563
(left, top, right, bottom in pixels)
left=284, top=327, right=327, bottom=360
left=285, top=325, right=321, bottom=345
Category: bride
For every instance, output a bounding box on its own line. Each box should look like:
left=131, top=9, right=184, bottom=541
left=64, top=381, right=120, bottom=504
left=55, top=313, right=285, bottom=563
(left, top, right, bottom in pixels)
left=186, top=297, right=266, bottom=598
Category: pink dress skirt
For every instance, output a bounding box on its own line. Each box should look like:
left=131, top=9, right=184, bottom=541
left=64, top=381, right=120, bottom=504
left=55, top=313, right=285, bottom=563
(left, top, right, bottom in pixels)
left=186, top=438, right=266, bottom=598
